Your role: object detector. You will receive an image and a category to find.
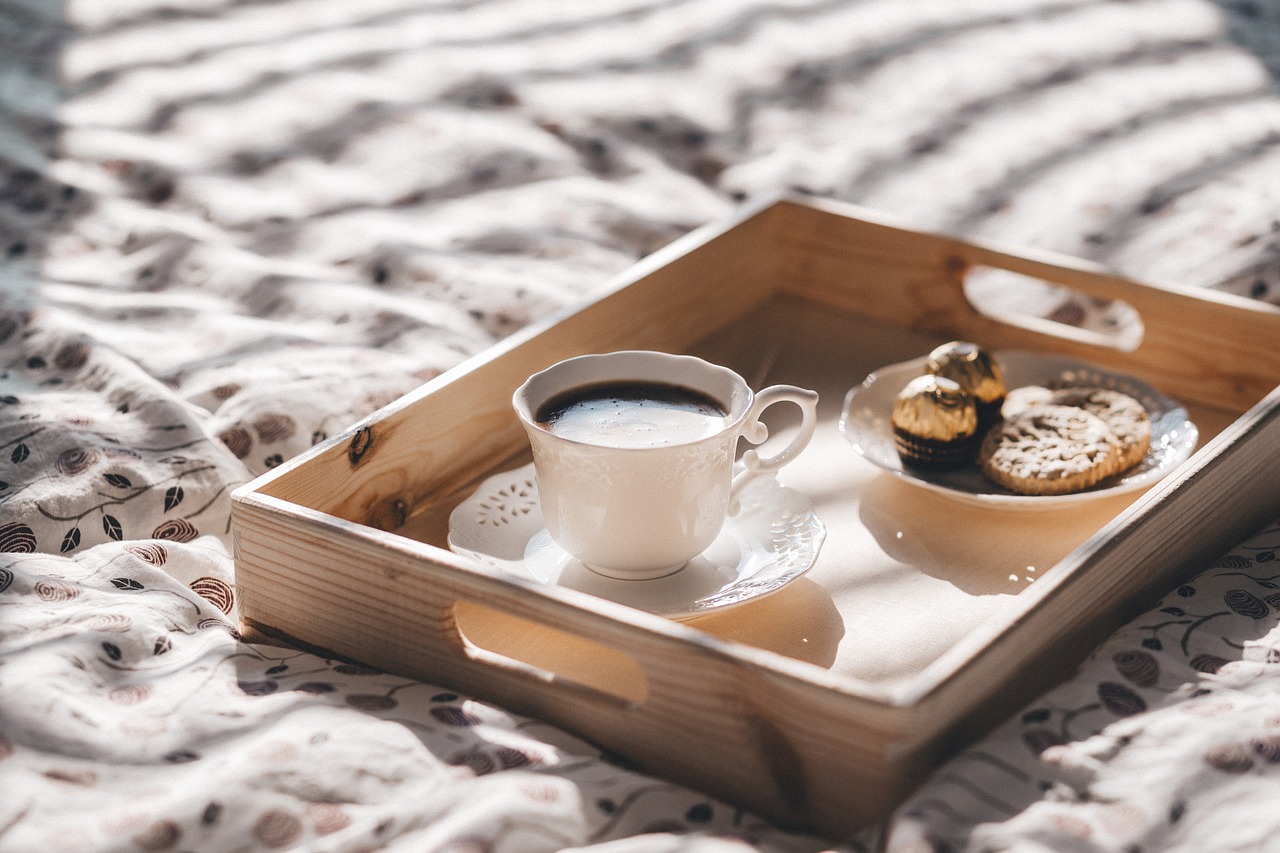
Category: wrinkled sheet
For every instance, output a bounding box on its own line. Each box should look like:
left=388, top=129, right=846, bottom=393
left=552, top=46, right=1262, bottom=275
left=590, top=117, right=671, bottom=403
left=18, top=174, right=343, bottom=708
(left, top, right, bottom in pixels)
left=3, top=0, right=1280, bottom=850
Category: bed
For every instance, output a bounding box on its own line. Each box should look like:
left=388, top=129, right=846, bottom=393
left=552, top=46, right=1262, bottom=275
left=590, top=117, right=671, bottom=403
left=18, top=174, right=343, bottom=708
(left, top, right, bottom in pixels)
left=3, top=1, right=1280, bottom=850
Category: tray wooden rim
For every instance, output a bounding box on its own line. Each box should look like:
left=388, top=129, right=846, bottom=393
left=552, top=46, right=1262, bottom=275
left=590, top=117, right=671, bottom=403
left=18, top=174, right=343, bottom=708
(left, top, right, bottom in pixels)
left=230, top=193, right=1280, bottom=834
left=231, top=192, right=1280, bottom=710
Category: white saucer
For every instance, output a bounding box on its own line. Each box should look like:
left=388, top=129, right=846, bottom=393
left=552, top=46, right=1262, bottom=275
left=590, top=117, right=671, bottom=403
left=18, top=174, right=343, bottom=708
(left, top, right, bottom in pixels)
left=839, top=350, right=1198, bottom=509
left=447, top=463, right=825, bottom=620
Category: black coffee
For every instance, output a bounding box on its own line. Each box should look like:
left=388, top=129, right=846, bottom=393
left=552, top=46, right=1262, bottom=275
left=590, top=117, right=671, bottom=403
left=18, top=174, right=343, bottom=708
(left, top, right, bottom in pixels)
left=536, top=380, right=729, bottom=448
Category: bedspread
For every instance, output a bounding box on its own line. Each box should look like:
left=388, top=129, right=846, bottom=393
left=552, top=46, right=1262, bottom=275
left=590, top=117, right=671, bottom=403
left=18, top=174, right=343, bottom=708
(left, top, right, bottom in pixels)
left=3, top=1, right=1280, bottom=850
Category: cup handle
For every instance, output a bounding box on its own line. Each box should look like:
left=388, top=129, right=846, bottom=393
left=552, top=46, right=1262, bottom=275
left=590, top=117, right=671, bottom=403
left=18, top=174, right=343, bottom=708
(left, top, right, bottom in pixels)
left=729, top=385, right=819, bottom=514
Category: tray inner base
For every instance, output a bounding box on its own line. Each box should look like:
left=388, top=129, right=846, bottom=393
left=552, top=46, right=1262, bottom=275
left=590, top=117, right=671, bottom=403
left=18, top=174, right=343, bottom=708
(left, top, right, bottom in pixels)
left=399, top=295, right=1239, bottom=694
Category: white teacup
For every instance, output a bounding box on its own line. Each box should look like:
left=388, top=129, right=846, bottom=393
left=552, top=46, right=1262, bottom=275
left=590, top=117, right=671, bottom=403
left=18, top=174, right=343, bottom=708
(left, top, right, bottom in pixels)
left=512, top=350, right=818, bottom=580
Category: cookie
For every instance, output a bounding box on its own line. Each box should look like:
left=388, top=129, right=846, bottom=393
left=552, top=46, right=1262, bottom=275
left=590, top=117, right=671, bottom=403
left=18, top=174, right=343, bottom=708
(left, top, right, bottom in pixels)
left=1047, top=387, right=1151, bottom=473
left=979, top=404, right=1125, bottom=495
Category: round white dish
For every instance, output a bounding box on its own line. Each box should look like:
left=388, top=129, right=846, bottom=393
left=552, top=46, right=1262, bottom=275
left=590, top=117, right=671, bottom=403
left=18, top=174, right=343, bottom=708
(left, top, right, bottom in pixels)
left=447, top=462, right=825, bottom=620
left=838, top=350, right=1198, bottom=509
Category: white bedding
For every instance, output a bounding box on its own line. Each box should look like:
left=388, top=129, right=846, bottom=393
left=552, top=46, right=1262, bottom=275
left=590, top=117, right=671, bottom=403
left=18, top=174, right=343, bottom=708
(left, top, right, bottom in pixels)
left=3, top=0, right=1280, bottom=850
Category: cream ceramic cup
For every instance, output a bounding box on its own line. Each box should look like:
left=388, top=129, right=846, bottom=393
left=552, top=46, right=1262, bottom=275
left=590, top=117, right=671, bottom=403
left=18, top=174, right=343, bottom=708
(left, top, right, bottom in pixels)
left=512, top=350, right=818, bottom=580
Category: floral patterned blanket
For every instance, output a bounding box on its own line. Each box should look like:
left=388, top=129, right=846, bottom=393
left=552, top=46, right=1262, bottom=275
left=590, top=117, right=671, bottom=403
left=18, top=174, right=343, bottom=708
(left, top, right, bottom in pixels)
left=3, top=0, right=1280, bottom=850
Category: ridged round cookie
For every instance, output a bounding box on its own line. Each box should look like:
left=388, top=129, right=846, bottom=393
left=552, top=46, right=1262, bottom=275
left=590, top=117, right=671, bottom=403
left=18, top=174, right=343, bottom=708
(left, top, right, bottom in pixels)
left=979, top=404, right=1124, bottom=495
left=1047, top=387, right=1151, bottom=473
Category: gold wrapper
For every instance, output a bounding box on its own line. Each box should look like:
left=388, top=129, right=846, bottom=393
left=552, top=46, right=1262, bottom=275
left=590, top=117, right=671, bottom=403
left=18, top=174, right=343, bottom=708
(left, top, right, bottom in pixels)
left=891, top=375, right=977, bottom=440
left=925, top=341, right=1006, bottom=406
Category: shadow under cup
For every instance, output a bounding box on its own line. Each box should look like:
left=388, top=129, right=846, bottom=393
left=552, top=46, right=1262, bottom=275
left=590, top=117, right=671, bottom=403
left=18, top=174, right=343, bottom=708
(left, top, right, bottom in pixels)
left=512, top=351, right=757, bottom=581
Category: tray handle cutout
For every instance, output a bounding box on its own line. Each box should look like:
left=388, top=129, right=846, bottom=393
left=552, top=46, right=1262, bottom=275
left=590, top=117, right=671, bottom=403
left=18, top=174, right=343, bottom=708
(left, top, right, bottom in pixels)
left=452, top=599, right=649, bottom=707
left=961, top=263, right=1145, bottom=353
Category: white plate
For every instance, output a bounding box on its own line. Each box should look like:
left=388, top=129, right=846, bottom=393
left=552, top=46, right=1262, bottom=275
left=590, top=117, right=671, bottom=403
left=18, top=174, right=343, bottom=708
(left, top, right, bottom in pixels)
left=447, top=463, right=825, bottom=620
left=838, top=350, right=1198, bottom=509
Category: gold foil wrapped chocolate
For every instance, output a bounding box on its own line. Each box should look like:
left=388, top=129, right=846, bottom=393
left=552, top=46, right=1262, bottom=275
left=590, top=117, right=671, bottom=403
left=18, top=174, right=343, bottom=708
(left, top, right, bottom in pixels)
left=926, top=341, right=1006, bottom=428
left=927, top=341, right=1005, bottom=404
left=891, top=375, right=980, bottom=468
left=892, top=375, right=977, bottom=439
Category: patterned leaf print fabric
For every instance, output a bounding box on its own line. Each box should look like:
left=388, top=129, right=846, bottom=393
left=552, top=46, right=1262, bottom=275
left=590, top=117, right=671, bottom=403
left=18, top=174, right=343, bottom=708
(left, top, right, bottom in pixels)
left=3, top=0, right=1280, bottom=851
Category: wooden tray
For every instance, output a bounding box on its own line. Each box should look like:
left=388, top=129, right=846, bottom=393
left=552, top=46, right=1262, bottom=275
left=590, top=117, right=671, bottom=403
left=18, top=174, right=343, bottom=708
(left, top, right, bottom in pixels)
left=231, top=196, right=1280, bottom=838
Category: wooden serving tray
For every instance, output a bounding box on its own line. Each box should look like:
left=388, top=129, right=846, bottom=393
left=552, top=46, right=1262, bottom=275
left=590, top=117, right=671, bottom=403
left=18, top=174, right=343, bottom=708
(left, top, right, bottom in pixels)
left=231, top=196, right=1280, bottom=838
